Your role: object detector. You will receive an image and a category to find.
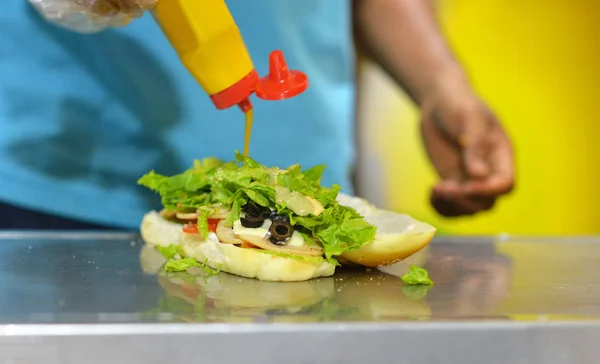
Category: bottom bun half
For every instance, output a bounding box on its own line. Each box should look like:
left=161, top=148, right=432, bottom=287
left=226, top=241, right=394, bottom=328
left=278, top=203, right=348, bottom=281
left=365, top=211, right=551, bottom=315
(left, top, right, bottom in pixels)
left=140, top=211, right=335, bottom=282
left=140, top=195, right=436, bottom=281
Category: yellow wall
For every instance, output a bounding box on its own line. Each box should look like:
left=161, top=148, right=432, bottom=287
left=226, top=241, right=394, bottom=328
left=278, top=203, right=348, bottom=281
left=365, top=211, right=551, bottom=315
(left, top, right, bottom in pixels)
left=356, top=0, right=600, bottom=235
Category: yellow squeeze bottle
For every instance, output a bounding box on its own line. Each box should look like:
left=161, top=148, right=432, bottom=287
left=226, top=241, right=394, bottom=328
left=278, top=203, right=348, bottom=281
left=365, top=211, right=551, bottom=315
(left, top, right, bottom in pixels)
left=151, top=0, right=309, bottom=155
left=152, top=0, right=258, bottom=112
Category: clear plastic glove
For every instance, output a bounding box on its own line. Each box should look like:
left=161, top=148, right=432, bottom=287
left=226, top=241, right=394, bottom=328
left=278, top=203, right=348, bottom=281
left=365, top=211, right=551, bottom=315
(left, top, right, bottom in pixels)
left=29, top=0, right=157, bottom=33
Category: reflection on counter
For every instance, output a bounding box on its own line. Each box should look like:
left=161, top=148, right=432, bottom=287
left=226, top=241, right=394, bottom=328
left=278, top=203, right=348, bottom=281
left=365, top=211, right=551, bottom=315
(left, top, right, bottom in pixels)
left=1, top=233, right=599, bottom=324
left=493, top=239, right=600, bottom=320
left=423, top=243, right=512, bottom=319
left=139, top=240, right=514, bottom=323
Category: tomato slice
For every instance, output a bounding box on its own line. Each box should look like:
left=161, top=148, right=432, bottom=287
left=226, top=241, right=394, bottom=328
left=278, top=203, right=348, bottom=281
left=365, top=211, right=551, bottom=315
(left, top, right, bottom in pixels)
left=183, top=224, right=198, bottom=234
left=241, top=242, right=260, bottom=249
left=181, top=285, right=199, bottom=300
left=182, top=219, right=221, bottom=234
left=208, top=218, right=220, bottom=233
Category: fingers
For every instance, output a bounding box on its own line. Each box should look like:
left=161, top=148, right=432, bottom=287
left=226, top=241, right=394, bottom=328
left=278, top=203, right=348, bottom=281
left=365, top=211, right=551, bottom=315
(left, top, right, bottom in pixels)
left=133, top=0, right=157, bottom=6
left=431, top=183, right=496, bottom=217
left=124, top=0, right=157, bottom=12
left=459, top=113, right=491, bottom=179
left=431, top=164, right=513, bottom=217
left=464, top=126, right=515, bottom=197
left=462, top=139, right=489, bottom=179
left=451, top=110, right=514, bottom=201
left=420, top=112, right=464, bottom=181
left=463, top=176, right=514, bottom=197
left=431, top=194, right=495, bottom=217
left=91, top=0, right=120, bottom=16
left=90, top=0, right=155, bottom=17
left=420, top=91, right=514, bottom=217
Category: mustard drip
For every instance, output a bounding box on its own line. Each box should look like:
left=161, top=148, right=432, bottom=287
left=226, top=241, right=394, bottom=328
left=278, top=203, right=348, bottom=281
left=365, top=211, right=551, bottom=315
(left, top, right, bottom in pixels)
left=243, top=109, right=254, bottom=157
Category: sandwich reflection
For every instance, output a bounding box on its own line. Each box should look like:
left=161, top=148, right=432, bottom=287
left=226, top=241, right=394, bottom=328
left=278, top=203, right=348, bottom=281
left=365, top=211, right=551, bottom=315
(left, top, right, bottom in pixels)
left=139, top=239, right=513, bottom=323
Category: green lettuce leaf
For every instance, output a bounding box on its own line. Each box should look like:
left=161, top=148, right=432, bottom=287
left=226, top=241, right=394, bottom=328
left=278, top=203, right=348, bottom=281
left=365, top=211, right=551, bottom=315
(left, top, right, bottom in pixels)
left=302, top=164, right=326, bottom=183
left=401, top=265, right=434, bottom=285
left=156, top=244, right=184, bottom=259
left=164, top=256, right=221, bottom=275
left=245, top=187, right=273, bottom=207
left=139, top=151, right=378, bottom=260
left=290, top=203, right=376, bottom=259
left=194, top=157, right=224, bottom=172
left=196, top=211, right=209, bottom=240
left=402, top=285, right=433, bottom=300
left=164, top=257, right=201, bottom=272
left=225, top=195, right=244, bottom=226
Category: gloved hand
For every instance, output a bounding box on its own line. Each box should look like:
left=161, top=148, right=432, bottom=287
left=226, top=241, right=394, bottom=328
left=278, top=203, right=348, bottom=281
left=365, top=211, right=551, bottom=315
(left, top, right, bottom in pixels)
left=29, top=0, right=157, bottom=33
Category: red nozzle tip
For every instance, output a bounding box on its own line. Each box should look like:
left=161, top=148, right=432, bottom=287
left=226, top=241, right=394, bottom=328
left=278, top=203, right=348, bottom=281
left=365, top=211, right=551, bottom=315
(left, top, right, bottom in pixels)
left=255, top=50, right=308, bottom=101
left=237, top=98, right=252, bottom=113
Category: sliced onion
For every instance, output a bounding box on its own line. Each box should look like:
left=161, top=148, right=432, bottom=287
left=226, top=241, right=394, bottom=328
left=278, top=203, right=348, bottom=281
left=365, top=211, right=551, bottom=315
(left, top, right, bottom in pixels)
left=235, top=233, right=324, bottom=257
left=176, top=212, right=198, bottom=220
left=176, top=207, right=231, bottom=221
left=160, top=209, right=177, bottom=220
left=215, top=220, right=244, bottom=245
left=206, top=208, right=230, bottom=220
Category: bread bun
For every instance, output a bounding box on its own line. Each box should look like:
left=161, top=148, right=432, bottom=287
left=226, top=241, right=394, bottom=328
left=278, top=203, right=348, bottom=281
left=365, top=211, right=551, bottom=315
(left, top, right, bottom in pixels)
left=141, top=211, right=335, bottom=282
left=140, top=194, right=436, bottom=281
left=339, top=211, right=435, bottom=267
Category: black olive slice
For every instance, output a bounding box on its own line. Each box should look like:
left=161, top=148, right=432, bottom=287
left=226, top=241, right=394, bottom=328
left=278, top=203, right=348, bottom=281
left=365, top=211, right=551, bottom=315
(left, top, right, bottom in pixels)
left=270, top=213, right=290, bottom=224
left=269, top=236, right=286, bottom=245
left=240, top=215, right=265, bottom=228
left=268, top=218, right=293, bottom=244
left=243, top=200, right=271, bottom=218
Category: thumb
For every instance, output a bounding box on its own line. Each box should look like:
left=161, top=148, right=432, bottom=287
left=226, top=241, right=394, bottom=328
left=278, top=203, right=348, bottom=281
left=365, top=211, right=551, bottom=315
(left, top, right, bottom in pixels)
left=90, top=0, right=119, bottom=16
left=127, top=0, right=158, bottom=10
left=97, top=0, right=156, bottom=15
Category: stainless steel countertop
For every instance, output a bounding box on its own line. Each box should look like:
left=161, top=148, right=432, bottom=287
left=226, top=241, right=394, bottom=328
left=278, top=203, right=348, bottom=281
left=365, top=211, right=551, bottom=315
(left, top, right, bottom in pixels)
left=1, top=231, right=599, bottom=364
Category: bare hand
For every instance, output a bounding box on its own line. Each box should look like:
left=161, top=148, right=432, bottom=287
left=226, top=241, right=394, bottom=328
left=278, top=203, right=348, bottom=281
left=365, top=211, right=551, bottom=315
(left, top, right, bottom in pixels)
left=420, top=73, right=514, bottom=217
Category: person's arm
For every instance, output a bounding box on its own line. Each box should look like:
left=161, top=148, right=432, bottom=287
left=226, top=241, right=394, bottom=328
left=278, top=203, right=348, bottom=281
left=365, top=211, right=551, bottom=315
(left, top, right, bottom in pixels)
left=353, top=0, right=514, bottom=216
left=353, top=0, right=464, bottom=105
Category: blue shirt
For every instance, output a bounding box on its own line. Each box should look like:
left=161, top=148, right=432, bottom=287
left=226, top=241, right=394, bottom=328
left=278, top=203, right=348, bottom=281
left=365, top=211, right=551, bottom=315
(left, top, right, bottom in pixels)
left=0, top=0, right=355, bottom=229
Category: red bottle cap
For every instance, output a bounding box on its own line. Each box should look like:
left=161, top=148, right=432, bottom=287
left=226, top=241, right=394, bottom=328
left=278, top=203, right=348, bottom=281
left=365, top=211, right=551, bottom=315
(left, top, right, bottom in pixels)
left=210, top=69, right=259, bottom=110
left=255, top=50, right=308, bottom=100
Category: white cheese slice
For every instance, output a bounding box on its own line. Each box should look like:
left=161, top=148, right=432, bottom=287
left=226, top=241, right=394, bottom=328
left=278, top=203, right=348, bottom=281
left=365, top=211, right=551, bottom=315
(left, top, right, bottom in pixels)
left=232, top=219, right=305, bottom=247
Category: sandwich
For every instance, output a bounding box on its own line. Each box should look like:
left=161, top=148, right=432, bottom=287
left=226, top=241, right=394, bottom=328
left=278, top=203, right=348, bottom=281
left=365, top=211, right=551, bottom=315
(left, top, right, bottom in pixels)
left=138, top=152, right=435, bottom=282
